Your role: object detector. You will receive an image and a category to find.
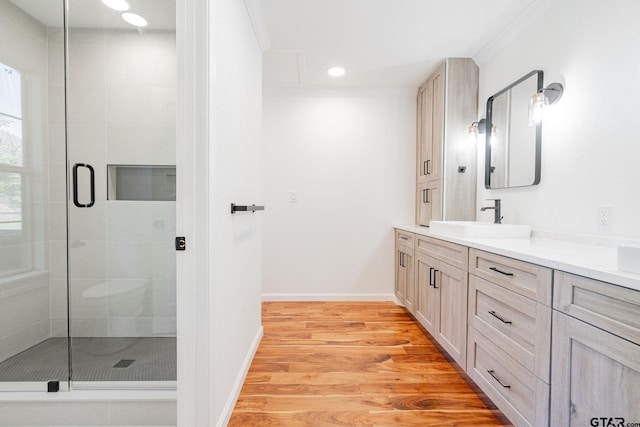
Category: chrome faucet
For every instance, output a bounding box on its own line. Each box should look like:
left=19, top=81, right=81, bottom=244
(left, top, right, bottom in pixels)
left=480, top=199, right=502, bottom=224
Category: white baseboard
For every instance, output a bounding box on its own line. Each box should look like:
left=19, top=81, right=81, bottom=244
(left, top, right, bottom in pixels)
left=261, top=293, right=396, bottom=302
left=216, top=325, right=263, bottom=427
left=392, top=295, right=404, bottom=306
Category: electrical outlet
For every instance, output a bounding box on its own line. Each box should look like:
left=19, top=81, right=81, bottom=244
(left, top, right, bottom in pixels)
left=597, top=206, right=613, bottom=231
left=289, top=191, right=298, bottom=203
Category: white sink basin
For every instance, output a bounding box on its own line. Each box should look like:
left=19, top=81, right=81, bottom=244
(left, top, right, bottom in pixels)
left=429, top=221, right=531, bottom=239
left=618, top=244, right=640, bottom=274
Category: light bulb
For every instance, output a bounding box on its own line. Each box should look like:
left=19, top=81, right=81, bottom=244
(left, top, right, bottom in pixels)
left=528, top=92, right=545, bottom=125
left=327, top=66, right=346, bottom=77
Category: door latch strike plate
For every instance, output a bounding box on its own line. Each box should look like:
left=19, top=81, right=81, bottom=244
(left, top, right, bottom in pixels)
left=175, top=236, right=186, bottom=251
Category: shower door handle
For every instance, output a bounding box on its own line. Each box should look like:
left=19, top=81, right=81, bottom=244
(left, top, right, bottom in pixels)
left=72, top=163, right=95, bottom=208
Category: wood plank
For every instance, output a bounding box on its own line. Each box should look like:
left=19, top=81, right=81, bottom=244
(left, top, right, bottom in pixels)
left=230, top=301, right=512, bottom=426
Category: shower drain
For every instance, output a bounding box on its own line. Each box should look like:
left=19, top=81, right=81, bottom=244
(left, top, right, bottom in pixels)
left=113, top=359, right=136, bottom=368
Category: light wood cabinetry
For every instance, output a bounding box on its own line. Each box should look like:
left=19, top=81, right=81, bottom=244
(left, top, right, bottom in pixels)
left=469, top=248, right=552, bottom=305
left=414, top=252, right=438, bottom=332
left=415, top=58, right=478, bottom=226
left=416, top=234, right=468, bottom=270
left=416, top=180, right=442, bottom=225
left=553, top=271, right=640, bottom=344
left=551, top=272, right=640, bottom=426
left=414, top=235, right=469, bottom=368
left=416, top=64, right=444, bottom=185
left=394, top=230, right=415, bottom=311
left=467, top=250, right=552, bottom=427
left=469, top=275, right=551, bottom=380
left=471, top=328, right=549, bottom=427
left=393, top=230, right=640, bottom=427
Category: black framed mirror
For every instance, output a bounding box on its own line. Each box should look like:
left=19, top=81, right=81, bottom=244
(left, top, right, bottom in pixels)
left=485, top=70, right=542, bottom=189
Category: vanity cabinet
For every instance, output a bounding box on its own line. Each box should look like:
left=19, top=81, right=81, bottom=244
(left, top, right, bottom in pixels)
left=393, top=228, right=640, bottom=427
left=415, top=58, right=478, bottom=226
left=414, top=235, right=469, bottom=368
left=394, top=230, right=415, bottom=311
left=414, top=252, right=438, bottom=332
left=551, top=271, right=640, bottom=426
left=467, top=249, right=552, bottom=427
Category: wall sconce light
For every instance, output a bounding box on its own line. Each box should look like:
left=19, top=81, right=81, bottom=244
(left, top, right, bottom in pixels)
left=528, top=82, right=564, bottom=125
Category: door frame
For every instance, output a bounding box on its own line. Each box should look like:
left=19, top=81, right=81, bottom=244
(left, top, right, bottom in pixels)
left=176, top=0, right=213, bottom=424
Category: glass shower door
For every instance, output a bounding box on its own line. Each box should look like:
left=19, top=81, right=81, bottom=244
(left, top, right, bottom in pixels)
left=65, top=0, right=177, bottom=384
left=0, top=0, right=69, bottom=390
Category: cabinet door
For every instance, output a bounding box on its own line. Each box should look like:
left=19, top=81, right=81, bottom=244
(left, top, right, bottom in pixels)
left=428, top=180, right=442, bottom=222
left=416, top=87, right=429, bottom=185
left=551, top=311, right=640, bottom=426
left=415, top=252, right=439, bottom=335
left=416, top=180, right=442, bottom=226
left=436, top=260, right=468, bottom=368
left=395, top=246, right=414, bottom=311
left=395, top=248, right=406, bottom=302
left=403, top=250, right=415, bottom=313
left=429, top=63, right=444, bottom=181
left=417, top=64, right=444, bottom=184
left=416, top=183, right=429, bottom=226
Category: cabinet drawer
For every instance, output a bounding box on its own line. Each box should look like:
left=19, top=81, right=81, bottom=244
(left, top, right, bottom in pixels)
left=554, top=271, right=640, bottom=346
left=469, top=330, right=549, bottom=427
left=396, top=230, right=414, bottom=250
left=468, top=275, right=551, bottom=381
left=469, top=249, right=552, bottom=305
left=415, top=235, right=467, bottom=270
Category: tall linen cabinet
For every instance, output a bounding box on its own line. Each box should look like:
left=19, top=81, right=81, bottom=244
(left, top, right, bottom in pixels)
left=416, top=58, right=478, bottom=226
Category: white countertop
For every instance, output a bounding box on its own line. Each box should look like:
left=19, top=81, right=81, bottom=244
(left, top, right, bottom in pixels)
left=395, top=224, right=640, bottom=292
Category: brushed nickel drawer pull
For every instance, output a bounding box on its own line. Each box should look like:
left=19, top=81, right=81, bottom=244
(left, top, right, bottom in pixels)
left=488, top=310, right=512, bottom=324
left=487, top=370, right=511, bottom=388
left=489, top=266, right=514, bottom=276
left=399, top=236, right=409, bottom=241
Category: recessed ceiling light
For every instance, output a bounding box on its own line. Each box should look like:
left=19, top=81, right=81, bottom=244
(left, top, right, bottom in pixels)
left=122, top=12, right=148, bottom=27
left=327, top=66, right=346, bottom=77
left=101, top=0, right=129, bottom=12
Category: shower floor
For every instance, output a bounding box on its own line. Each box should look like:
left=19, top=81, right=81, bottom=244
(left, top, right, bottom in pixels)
left=0, top=337, right=176, bottom=382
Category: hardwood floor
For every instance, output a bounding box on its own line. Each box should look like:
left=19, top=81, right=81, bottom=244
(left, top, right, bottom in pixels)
left=229, top=301, right=512, bottom=426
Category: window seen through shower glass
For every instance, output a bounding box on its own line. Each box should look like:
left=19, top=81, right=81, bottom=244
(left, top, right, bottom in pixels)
left=0, top=62, right=29, bottom=277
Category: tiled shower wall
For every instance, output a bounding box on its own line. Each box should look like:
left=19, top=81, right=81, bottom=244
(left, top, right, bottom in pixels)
left=48, top=28, right=176, bottom=338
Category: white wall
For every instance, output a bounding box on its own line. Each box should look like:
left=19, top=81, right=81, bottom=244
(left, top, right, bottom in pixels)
left=262, top=89, right=415, bottom=299
left=47, top=28, right=176, bottom=338
left=476, top=0, right=640, bottom=240
left=210, top=0, right=263, bottom=424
